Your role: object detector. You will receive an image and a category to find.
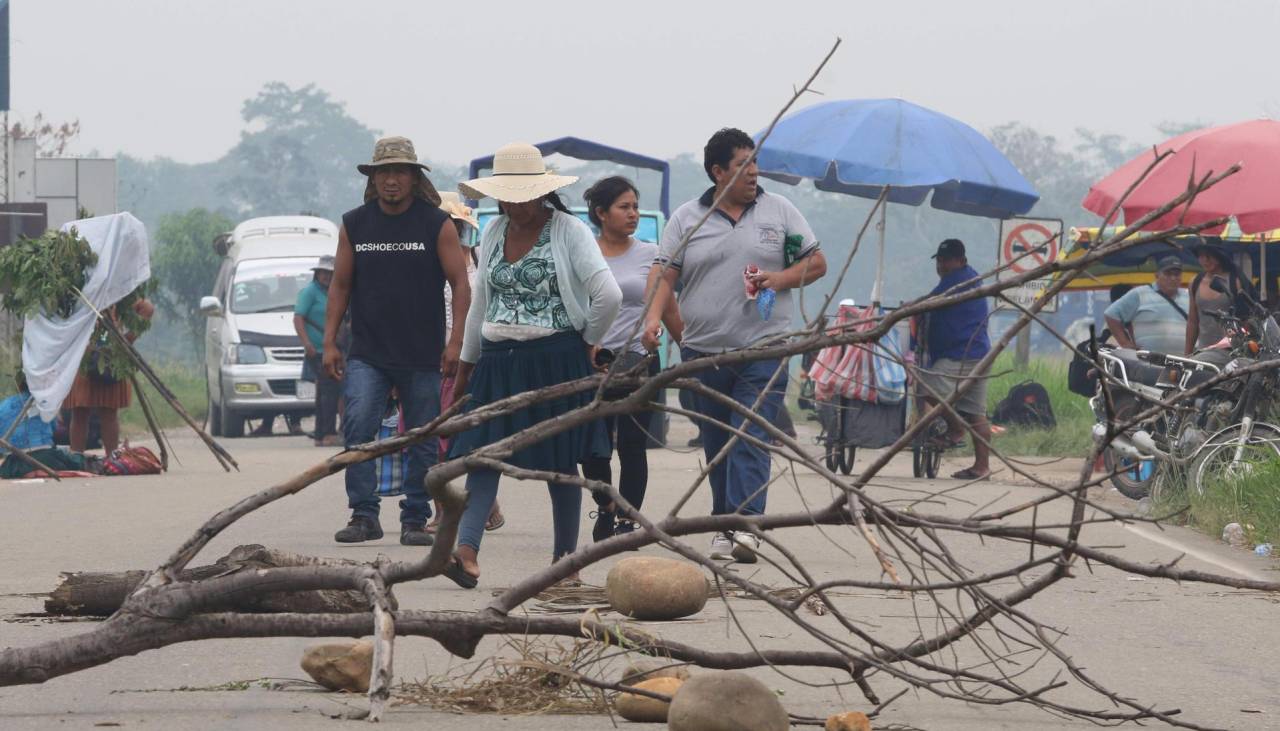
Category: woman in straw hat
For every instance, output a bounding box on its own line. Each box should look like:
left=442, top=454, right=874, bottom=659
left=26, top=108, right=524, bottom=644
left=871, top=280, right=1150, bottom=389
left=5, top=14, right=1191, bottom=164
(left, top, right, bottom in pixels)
left=443, top=142, right=622, bottom=588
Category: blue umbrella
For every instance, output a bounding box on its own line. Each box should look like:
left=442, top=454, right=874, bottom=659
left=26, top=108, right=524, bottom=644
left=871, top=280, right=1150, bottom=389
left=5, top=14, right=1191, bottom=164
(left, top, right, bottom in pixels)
left=757, top=98, right=1039, bottom=217
left=756, top=98, right=1040, bottom=302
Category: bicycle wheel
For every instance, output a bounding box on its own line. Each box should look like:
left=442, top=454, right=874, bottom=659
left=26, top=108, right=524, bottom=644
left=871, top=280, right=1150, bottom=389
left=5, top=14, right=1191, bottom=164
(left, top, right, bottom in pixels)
left=824, top=439, right=839, bottom=473
left=924, top=446, right=942, bottom=479
left=1190, top=424, right=1280, bottom=497
left=912, top=445, right=925, bottom=477
left=839, top=444, right=856, bottom=475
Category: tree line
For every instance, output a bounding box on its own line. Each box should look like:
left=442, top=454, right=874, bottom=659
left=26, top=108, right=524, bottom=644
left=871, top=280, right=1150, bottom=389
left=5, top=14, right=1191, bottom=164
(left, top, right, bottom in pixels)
left=122, top=82, right=1207, bottom=361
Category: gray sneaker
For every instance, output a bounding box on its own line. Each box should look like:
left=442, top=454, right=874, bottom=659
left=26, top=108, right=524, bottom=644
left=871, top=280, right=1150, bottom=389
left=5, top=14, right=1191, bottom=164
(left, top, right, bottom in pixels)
left=400, top=524, right=434, bottom=546
left=709, top=532, right=733, bottom=560
left=730, top=532, right=760, bottom=564
left=335, top=516, right=383, bottom=543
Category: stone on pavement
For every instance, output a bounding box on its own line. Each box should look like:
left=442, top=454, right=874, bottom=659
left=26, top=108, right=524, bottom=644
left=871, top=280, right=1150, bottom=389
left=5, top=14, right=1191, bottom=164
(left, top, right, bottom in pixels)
left=621, top=657, right=692, bottom=685
left=606, top=556, right=708, bottom=620
left=300, top=640, right=373, bottom=692
left=615, top=676, right=682, bottom=723
left=667, top=672, right=788, bottom=731
left=825, top=710, right=872, bottom=730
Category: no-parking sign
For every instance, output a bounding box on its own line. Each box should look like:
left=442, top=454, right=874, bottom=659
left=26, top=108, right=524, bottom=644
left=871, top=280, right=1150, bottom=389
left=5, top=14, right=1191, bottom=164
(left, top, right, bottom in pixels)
left=996, top=217, right=1062, bottom=312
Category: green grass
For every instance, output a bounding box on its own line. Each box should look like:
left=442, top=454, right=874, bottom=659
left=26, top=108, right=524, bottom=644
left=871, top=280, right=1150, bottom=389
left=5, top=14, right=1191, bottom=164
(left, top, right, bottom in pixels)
left=977, top=354, right=1094, bottom=458
left=119, top=366, right=209, bottom=439
left=1156, top=461, right=1280, bottom=547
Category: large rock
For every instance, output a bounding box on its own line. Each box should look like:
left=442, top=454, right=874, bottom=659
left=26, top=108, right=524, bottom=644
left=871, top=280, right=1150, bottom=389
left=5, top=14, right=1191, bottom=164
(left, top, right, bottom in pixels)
left=825, top=711, right=871, bottom=731
left=301, top=640, right=373, bottom=692
left=616, top=676, right=682, bottom=723
left=667, top=672, right=789, bottom=731
left=606, top=556, right=708, bottom=621
left=621, top=657, right=692, bottom=686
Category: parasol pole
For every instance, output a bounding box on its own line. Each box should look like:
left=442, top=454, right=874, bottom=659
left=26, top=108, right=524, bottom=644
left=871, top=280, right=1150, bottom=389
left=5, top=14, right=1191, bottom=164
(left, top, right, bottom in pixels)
left=870, top=186, right=888, bottom=307
left=1261, top=236, right=1268, bottom=302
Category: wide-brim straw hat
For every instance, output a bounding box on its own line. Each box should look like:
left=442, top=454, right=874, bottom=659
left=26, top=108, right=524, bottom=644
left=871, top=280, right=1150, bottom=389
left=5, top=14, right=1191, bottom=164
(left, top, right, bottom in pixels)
left=437, top=192, right=479, bottom=230
left=357, top=136, right=431, bottom=176
left=459, top=142, right=578, bottom=203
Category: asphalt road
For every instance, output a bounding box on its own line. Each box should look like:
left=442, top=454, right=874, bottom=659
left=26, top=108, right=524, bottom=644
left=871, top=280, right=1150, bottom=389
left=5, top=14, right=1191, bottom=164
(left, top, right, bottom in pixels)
left=1, top=416, right=1276, bottom=730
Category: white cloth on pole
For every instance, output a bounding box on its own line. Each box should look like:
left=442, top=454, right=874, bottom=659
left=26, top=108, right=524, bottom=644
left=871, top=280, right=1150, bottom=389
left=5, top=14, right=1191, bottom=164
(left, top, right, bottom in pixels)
left=22, top=213, right=152, bottom=421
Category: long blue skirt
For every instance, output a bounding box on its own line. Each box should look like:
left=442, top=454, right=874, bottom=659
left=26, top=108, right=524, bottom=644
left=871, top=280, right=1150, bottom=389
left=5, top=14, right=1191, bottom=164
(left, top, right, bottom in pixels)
left=448, top=331, right=608, bottom=472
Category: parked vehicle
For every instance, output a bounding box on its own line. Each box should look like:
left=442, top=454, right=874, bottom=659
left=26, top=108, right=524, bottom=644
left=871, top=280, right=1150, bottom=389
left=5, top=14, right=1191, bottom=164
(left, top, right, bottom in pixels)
left=1090, top=280, right=1280, bottom=498
left=200, top=216, right=337, bottom=438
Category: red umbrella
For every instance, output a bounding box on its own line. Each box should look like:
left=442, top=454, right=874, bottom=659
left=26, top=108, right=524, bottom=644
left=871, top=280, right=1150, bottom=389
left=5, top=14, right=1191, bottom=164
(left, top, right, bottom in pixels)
left=1082, top=119, right=1280, bottom=235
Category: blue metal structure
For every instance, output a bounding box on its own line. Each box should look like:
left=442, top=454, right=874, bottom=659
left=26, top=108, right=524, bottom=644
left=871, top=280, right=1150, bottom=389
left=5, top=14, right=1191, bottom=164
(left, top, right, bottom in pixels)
left=467, top=136, right=671, bottom=217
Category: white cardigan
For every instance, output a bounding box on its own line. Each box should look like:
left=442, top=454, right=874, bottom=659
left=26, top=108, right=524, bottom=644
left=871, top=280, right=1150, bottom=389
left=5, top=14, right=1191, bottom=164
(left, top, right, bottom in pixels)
left=461, top=209, right=622, bottom=363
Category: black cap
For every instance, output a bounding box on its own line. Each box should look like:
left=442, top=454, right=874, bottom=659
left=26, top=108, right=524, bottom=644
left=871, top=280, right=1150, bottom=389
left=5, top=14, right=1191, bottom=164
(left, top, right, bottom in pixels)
left=931, top=238, right=966, bottom=260
left=1156, top=255, right=1183, bottom=272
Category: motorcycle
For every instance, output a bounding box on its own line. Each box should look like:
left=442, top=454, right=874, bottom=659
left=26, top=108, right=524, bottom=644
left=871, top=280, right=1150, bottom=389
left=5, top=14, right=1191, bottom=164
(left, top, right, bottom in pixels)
left=1090, top=279, right=1280, bottom=499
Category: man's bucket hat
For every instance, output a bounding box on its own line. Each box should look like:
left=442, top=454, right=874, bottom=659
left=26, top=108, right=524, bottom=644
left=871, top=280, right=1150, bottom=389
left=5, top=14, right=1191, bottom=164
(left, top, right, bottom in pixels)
left=357, top=136, right=431, bottom=176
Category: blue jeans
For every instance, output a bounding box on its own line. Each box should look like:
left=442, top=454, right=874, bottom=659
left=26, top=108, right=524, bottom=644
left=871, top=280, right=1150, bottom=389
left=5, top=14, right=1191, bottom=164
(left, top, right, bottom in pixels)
left=682, top=349, right=788, bottom=516
left=342, top=358, right=440, bottom=526
left=458, top=467, right=582, bottom=560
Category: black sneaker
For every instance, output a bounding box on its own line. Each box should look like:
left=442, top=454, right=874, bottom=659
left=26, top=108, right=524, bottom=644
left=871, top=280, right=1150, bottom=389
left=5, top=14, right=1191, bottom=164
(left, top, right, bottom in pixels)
left=400, top=524, right=434, bottom=546
left=591, top=509, right=616, bottom=542
left=334, top=516, right=383, bottom=543
left=613, top=520, right=640, bottom=550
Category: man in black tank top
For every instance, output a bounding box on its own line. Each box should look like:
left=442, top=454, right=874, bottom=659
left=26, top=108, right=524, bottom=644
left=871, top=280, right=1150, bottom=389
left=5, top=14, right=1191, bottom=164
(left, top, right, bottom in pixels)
left=322, top=136, right=472, bottom=546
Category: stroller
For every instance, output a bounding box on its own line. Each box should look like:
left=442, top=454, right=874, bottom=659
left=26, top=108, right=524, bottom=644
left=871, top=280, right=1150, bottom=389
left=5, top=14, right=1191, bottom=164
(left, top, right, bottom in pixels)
left=808, top=303, right=908, bottom=475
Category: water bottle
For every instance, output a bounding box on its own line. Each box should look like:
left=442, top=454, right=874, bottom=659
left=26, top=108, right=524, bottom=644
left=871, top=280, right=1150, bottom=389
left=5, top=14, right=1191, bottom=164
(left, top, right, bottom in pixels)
left=757, top=288, right=776, bottom=321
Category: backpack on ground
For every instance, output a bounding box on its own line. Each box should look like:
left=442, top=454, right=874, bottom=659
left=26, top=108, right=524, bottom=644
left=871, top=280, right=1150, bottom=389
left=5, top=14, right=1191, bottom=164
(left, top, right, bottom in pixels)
left=101, top=445, right=163, bottom=476
left=992, top=380, right=1056, bottom=429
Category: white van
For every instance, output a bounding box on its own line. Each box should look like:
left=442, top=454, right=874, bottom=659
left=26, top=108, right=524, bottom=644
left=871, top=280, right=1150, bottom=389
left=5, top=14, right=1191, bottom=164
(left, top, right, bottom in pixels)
left=200, top=215, right=337, bottom=437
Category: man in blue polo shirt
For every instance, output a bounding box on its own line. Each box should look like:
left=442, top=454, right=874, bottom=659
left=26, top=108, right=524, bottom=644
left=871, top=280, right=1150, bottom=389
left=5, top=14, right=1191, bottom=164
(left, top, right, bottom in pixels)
left=917, top=238, right=992, bottom=480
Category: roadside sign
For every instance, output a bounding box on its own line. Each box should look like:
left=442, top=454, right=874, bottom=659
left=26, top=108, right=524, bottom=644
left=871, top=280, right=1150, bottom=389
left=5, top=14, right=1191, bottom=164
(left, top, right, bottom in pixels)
left=996, top=217, right=1062, bottom=312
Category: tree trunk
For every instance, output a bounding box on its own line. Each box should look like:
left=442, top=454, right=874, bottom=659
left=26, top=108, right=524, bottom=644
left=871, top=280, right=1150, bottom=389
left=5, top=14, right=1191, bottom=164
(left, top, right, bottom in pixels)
left=44, top=545, right=382, bottom=617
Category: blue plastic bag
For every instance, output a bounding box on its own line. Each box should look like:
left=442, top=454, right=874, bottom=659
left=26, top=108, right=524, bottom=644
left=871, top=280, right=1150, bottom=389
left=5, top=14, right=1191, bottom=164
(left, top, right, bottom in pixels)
left=374, top=410, right=407, bottom=497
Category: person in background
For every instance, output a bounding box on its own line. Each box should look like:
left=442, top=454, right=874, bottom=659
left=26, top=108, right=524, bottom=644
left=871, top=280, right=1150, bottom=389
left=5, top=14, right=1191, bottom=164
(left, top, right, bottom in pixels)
left=429, top=192, right=503, bottom=535
left=643, top=127, right=826, bottom=564
left=323, top=136, right=472, bottom=547
left=1103, top=256, right=1188, bottom=354
left=1186, top=243, right=1258, bottom=360
left=579, top=176, right=683, bottom=542
left=67, top=297, right=155, bottom=455
left=916, top=238, right=992, bottom=481
left=294, top=255, right=342, bottom=447
left=0, top=370, right=75, bottom=478
left=444, top=142, right=622, bottom=588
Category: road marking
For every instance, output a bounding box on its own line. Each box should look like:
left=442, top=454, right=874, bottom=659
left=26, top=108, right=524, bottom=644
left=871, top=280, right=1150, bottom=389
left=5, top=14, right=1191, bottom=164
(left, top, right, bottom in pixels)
left=1122, top=523, right=1269, bottom=582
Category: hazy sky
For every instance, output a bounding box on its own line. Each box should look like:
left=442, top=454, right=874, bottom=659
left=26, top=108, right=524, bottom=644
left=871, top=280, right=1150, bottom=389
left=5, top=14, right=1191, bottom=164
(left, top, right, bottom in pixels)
left=15, top=0, right=1280, bottom=166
